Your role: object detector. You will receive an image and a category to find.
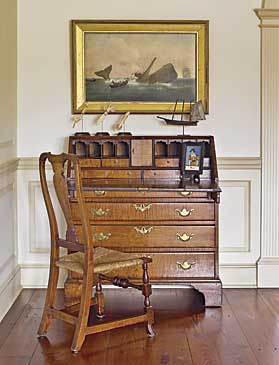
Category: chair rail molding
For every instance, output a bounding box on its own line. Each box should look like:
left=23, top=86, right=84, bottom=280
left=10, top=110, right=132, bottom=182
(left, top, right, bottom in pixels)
left=255, top=4, right=279, bottom=286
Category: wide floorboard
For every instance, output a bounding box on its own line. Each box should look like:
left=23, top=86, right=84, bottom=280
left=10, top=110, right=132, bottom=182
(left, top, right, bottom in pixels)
left=0, top=288, right=278, bottom=364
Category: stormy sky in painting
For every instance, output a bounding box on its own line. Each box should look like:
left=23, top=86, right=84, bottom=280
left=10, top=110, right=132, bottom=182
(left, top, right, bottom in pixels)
left=84, top=33, right=196, bottom=79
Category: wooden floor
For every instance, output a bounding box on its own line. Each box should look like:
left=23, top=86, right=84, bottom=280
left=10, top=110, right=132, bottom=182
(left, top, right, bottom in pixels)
left=0, top=289, right=279, bottom=365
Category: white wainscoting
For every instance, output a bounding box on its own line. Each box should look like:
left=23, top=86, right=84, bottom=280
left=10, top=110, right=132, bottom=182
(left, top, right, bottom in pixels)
left=0, top=158, right=21, bottom=321
left=17, top=157, right=262, bottom=288
left=0, top=140, right=16, bottom=165
left=218, top=167, right=261, bottom=287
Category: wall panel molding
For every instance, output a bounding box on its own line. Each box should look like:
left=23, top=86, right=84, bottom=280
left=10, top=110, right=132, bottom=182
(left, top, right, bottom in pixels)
left=28, top=180, right=66, bottom=254
left=0, top=265, right=21, bottom=321
left=0, top=180, right=20, bottom=321
left=0, top=183, right=17, bottom=274
left=28, top=181, right=50, bottom=253
left=219, top=180, right=251, bottom=253
left=0, top=182, right=17, bottom=265
left=218, top=168, right=261, bottom=270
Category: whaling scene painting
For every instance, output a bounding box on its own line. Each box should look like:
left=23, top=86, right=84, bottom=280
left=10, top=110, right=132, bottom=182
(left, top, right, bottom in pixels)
left=72, top=21, right=208, bottom=113
left=84, top=33, right=196, bottom=103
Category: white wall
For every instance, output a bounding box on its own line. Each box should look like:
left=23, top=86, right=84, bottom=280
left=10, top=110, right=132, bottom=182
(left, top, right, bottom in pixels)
left=16, top=0, right=263, bottom=288
left=17, top=0, right=261, bottom=158
left=0, top=0, right=21, bottom=320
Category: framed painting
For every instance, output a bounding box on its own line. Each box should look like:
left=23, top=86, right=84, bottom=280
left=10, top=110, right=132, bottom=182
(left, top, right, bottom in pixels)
left=72, top=20, right=209, bottom=114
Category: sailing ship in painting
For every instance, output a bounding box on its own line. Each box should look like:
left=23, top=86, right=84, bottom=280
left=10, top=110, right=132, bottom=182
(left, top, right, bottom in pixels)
left=89, top=57, right=179, bottom=87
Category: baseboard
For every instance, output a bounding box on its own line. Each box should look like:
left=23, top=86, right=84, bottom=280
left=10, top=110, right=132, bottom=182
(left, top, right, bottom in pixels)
left=21, top=264, right=66, bottom=288
left=0, top=265, right=22, bottom=321
left=20, top=264, right=257, bottom=289
left=220, top=264, right=257, bottom=288
left=257, top=258, right=279, bottom=287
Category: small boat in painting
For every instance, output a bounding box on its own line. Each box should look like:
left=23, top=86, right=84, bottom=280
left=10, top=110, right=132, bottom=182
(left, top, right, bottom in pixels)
left=109, top=79, right=129, bottom=88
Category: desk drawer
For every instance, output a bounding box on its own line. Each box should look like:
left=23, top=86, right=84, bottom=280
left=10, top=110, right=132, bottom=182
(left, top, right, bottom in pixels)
left=75, top=225, right=215, bottom=248
left=81, top=170, right=141, bottom=179
left=72, top=202, right=214, bottom=222
left=79, top=159, right=101, bottom=168
left=83, top=190, right=209, bottom=199
left=101, top=159, right=129, bottom=168
left=108, top=252, right=215, bottom=279
left=144, top=170, right=180, bottom=179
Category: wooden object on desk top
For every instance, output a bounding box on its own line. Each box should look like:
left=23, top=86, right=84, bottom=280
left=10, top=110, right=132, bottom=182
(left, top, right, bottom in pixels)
left=66, top=135, right=222, bottom=307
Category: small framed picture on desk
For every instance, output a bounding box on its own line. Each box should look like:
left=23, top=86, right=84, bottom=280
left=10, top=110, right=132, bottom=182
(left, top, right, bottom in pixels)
left=181, top=142, right=204, bottom=181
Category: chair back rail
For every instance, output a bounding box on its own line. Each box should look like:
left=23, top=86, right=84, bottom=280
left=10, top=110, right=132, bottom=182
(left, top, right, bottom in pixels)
left=39, top=152, right=92, bottom=253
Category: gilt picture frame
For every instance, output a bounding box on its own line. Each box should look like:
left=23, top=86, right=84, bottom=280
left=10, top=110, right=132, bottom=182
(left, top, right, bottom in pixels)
left=72, top=20, right=209, bottom=114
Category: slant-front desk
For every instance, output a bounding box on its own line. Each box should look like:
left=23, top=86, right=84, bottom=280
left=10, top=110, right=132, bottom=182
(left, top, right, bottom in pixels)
left=66, top=134, right=222, bottom=306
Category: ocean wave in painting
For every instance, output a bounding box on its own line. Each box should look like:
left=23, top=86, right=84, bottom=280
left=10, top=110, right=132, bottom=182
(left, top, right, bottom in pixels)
left=86, top=78, right=196, bottom=103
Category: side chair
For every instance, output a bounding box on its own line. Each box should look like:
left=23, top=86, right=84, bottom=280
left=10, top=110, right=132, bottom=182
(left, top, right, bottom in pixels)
left=37, top=152, right=155, bottom=353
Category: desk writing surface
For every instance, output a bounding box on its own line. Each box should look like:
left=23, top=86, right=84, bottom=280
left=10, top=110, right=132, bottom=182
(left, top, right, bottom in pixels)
left=69, top=178, right=221, bottom=193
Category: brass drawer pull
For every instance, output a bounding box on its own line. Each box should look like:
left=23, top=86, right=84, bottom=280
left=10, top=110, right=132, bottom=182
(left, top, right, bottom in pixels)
left=134, top=226, right=153, bottom=235
left=179, top=191, right=192, bottom=197
left=94, top=190, right=106, bottom=196
left=175, top=208, right=194, bottom=217
left=133, top=203, right=152, bottom=212
left=176, top=261, right=196, bottom=270
left=93, top=233, right=111, bottom=241
left=176, top=233, right=194, bottom=242
left=92, top=208, right=110, bottom=217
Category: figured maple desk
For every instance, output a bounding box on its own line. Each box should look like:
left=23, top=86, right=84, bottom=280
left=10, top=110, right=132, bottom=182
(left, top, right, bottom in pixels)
left=65, top=135, right=222, bottom=307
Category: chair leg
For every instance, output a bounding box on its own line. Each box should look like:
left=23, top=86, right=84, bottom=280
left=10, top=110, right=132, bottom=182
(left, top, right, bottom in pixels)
left=142, top=260, right=155, bottom=338
left=37, top=262, right=59, bottom=337
left=95, top=277, right=105, bottom=319
left=71, top=270, right=94, bottom=353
